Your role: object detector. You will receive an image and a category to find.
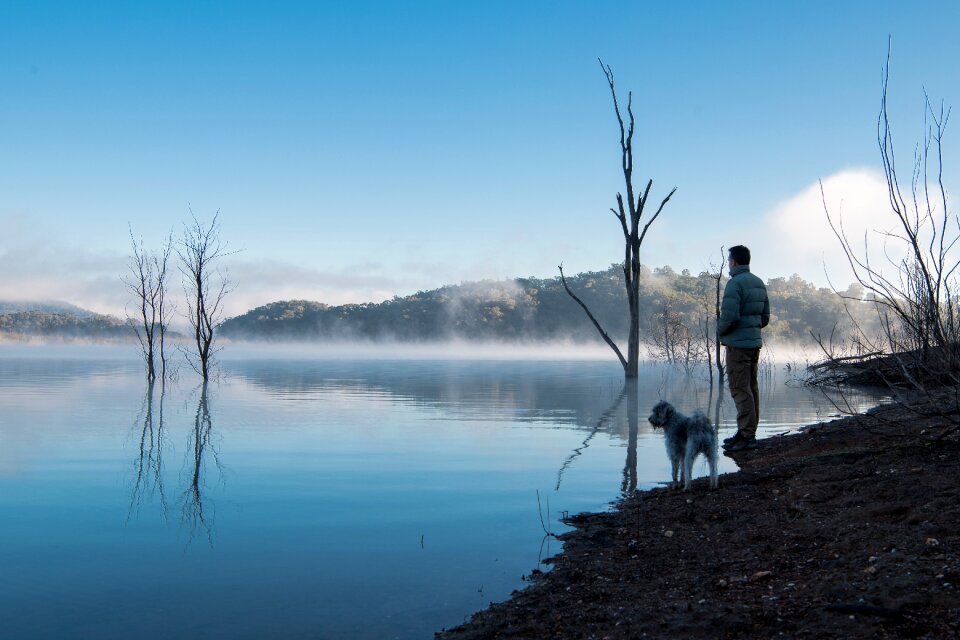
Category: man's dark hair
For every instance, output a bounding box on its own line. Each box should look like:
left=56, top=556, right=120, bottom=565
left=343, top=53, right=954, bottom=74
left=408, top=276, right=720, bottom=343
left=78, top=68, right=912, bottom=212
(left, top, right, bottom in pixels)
left=729, top=245, right=751, bottom=265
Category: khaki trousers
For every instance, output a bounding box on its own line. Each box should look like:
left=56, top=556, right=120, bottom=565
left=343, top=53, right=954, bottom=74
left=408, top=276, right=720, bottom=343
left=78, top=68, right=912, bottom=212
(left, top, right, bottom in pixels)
left=726, top=346, right=761, bottom=438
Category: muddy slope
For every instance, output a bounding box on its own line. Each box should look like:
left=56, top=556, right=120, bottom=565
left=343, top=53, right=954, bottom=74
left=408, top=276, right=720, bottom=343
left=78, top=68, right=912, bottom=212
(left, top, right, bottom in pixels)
left=437, top=390, right=960, bottom=639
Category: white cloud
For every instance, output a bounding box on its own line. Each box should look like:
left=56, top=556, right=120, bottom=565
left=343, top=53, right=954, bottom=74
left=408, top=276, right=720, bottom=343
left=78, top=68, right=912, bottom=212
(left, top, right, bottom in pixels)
left=223, top=259, right=401, bottom=317
left=0, top=214, right=500, bottom=318
left=764, top=167, right=900, bottom=288
left=0, top=213, right=128, bottom=314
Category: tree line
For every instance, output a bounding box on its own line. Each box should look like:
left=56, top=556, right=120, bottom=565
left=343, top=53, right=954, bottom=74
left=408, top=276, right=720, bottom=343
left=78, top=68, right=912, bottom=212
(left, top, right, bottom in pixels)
left=0, top=265, right=871, bottom=357
left=219, top=265, right=876, bottom=352
left=0, top=310, right=129, bottom=340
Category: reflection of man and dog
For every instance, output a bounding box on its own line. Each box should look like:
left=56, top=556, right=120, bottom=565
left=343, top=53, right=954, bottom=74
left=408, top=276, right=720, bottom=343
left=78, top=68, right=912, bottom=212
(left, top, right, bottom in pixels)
left=649, top=245, right=770, bottom=490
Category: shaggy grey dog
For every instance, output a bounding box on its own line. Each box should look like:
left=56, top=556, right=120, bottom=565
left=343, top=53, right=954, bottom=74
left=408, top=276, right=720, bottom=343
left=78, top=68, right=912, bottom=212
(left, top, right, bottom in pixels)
left=648, top=400, right=719, bottom=490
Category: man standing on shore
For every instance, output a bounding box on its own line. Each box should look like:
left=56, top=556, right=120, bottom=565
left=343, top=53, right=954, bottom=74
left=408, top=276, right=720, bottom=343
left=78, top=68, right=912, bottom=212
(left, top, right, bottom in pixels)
left=719, top=245, right=770, bottom=452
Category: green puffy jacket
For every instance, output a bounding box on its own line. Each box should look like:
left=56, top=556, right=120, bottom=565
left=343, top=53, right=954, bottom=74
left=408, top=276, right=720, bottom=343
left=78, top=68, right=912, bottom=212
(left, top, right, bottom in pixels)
left=718, top=265, right=770, bottom=348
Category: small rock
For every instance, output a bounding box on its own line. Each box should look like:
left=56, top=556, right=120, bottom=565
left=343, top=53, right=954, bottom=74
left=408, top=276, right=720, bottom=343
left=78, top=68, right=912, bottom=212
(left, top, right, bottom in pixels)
left=718, top=579, right=728, bottom=588
left=864, top=566, right=877, bottom=574
left=664, top=530, right=674, bottom=538
left=926, top=537, right=941, bottom=546
left=868, top=556, right=878, bottom=563
left=751, top=571, right=773, bottom=582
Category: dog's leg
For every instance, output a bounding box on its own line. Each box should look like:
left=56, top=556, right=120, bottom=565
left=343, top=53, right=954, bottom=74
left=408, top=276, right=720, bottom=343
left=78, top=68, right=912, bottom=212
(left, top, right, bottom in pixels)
left=708, top=449, right=719, bottom=489
left=683, top=448, right=695, bottom=491
left=671, top=456, right=681, bottom=489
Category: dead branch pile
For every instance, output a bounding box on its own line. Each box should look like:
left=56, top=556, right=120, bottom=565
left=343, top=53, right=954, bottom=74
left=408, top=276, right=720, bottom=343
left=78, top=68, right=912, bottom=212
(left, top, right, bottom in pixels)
left=808, top=346, right=960, bottom=389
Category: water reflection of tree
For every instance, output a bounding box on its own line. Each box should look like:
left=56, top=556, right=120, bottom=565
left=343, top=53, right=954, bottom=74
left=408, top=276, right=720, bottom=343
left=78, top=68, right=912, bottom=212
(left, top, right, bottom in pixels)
left=621, top=384, right=639, bottom=495
left=129, top=381, right=168, bottom=520
left=556, top=377, right=724, bottom=497
left=181, top=382, right=222, bottom=544
left=556, top=384, right=629, bottom=491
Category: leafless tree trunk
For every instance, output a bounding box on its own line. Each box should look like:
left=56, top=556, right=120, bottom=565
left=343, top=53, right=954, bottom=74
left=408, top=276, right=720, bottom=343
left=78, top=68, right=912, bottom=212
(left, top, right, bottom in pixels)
left=179, top=211, right=233, bottom=381
left=560, top=60, right=676, bottom=379
left=700, top=309, right=713, bottom=387
left=124, top=227, right=174, bottom=381
left=711, top=250, right=726, bottom=386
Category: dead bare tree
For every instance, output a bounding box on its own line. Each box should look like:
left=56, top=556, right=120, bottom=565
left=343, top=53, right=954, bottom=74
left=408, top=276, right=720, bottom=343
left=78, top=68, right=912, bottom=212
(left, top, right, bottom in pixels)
left=123, top=227, right=174, bottom=381
left=560, top=59, right=676, bottom=379
left=822, top=43, right=959, bottom=387
left=694, top=255, right=727, bottom=426
left=812, top=44, right=960, bottom=444
left=179, top=211, right=234, bottom=381
left=710, top=249, right=726, bottom=386
left=648, top=297, right=704, bottom=374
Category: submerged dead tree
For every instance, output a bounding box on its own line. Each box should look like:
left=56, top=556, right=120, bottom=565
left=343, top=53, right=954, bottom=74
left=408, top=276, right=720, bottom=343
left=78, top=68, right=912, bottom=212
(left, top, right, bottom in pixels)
left=124, top=227, right=174, bottom=381
left=179, top=211, right=233, bottom=381
left=560, top=59, right=676, bottom=379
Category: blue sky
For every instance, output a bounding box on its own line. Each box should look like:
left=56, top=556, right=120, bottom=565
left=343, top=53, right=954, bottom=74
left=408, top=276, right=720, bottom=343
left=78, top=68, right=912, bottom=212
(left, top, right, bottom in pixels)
left=1, top=1, right=958, bottom=316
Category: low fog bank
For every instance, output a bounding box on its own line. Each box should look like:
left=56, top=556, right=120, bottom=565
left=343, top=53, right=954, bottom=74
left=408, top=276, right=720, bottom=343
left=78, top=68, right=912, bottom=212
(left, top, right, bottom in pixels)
left=0, top=335, right=826, bottom=366
left=218, top=339, right=616, bottom=362
left=0, top=341, right=141, bottom=360
left=220, top=336, right=825, bottom=364
left=753, top=340, right=825, bottom=365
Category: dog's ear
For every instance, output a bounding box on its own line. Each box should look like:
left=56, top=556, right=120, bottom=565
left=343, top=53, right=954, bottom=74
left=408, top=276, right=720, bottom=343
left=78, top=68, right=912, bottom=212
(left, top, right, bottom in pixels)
left=663, top=403, right=674, bottom=419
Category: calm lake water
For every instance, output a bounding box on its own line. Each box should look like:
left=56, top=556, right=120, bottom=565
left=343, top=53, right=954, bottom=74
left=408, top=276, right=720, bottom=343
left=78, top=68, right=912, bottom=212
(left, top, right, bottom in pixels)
left=0, top=345, right=884, bottom=639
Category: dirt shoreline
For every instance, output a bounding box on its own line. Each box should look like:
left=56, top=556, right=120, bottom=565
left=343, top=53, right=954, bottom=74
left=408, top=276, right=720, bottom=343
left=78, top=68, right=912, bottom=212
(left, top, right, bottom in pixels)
left=437, top=388, right=960, bottom=639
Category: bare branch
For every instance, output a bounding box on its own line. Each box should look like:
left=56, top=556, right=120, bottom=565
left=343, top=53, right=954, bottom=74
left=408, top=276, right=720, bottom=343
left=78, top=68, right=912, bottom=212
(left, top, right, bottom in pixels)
left=178, top=210, right=236, bottom=381
left=558, top=264, right=627, bottom=370
left=638, top=186, right=677, bottom=246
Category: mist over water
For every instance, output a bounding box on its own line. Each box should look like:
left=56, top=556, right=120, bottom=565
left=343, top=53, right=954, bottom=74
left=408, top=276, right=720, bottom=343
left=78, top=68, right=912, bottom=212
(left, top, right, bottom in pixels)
left=219, top=339, right=619, bottom=362
left=0, top=346, right=883, bottom=639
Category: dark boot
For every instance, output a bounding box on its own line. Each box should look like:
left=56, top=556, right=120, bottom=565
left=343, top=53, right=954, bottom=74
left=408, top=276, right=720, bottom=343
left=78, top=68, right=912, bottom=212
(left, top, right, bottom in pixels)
left=722, top=433, right=758, bottom=451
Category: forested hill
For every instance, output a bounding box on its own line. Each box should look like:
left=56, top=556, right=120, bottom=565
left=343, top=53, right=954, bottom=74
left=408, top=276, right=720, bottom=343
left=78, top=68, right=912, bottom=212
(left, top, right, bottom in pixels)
left=0, top=308, right=128, bottom=340
left=0, top=301, right=98, bottom=317
left=220, top=265, right=872, bottom=345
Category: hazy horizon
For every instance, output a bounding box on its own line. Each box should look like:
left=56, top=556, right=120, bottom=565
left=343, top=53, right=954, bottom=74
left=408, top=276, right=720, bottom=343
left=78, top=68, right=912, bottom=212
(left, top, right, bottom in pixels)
left=0, top=259, right=858, bottom=324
